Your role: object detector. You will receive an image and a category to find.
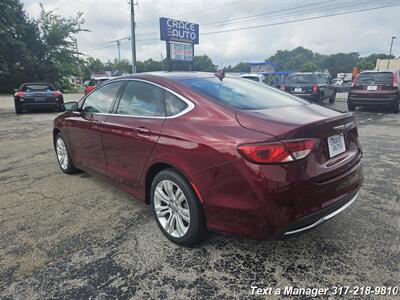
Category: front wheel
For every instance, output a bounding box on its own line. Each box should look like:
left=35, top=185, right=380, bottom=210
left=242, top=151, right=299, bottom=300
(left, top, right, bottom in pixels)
left=55, top=133, right=79, bottom=174
left=15, top=104, right=23, bottom=114
left=151, top=169, right=207, bottom=246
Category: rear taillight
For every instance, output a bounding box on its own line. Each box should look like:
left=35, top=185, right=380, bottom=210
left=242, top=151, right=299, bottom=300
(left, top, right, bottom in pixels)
left=14, top=91, right=25, bottom=97
left=52, top=91, right=62, bottom=97
left=392, top=72, right=399, bottom=87
left=312, top=83, right=318, bottom=93
left=237, top=139, right=317, bottom=164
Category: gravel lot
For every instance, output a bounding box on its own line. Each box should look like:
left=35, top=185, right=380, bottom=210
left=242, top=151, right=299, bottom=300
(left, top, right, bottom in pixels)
left=0, top=93, right=399, bottom=299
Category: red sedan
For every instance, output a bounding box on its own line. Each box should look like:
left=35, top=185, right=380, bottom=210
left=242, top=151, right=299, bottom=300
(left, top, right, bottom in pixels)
left=53, top=72, right=363, bottom=245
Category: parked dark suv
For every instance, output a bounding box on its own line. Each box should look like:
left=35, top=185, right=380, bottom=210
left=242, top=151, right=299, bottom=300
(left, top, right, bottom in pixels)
left=282, top=72, right=336, bottom=104
left=348, top=71, right=399, bottom=113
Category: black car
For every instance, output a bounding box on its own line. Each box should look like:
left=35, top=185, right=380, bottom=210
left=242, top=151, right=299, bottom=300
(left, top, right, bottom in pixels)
left=282, top=72, right=336, bottom=104
left=13, top=83, right=64, bottom=114
left=348, top=71, right=399, bottom=113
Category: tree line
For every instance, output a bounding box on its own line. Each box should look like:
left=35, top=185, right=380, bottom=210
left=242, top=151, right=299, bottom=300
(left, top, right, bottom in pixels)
left=0, top=0, right=395, bottom=92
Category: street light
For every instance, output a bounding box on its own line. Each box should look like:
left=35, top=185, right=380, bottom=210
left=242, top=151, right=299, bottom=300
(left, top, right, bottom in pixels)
left=387, top=36, right=396, bottom=70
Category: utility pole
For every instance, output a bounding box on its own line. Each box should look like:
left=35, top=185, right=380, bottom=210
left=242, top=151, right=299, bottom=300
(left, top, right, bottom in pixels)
left=130, top=0, right=137, bottom=73
left=117, top=40, right=121, bottom=62
left=71, top=37, right=82, bottom=85
left=387, top=36, right=396, bottom=70
left=110, top=37, right=130, bottom=62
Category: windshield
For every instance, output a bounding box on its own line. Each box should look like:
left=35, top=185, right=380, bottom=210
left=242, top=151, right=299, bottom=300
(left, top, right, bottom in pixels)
left=180, top=77, right=306, bottom=110
left=285, top=74, right=315, bottom=84
left=356, top=72, right=392, bottom=85
left=22, top=84, right=54, bottom=92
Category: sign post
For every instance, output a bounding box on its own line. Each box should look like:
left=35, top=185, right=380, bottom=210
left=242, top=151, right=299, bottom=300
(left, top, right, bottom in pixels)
left=159, top=17, right=199, bottom=71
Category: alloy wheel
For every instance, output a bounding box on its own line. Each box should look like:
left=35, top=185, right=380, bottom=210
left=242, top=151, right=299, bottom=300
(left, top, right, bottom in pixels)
left=154, top=180, right=191, bottom=238
left=56, top=137, right=69, bottom=170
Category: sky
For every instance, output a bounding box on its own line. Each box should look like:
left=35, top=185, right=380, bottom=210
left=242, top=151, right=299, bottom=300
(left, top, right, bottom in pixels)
left=22, top=0, right=400, bottom=66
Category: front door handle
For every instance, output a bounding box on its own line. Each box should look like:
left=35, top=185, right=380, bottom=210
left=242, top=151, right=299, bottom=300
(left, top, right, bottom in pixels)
left=134, top=126, right=151, bottom=134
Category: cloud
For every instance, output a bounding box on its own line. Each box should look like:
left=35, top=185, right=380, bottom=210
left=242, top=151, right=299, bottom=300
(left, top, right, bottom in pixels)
left=22, top=0, right=400, bottom=66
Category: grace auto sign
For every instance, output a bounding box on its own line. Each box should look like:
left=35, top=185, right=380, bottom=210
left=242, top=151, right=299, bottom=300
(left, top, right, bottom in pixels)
left=160, top=17, right=199, bottom=44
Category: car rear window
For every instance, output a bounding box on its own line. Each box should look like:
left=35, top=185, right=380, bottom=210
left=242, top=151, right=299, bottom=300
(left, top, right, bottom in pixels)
left=285, top=74, right=315, bottom=84
left=180, top=77, right=306, bottom=110
left=356, top=72, right=392, bottom=85
left=22, top=84, right=54, bottom=92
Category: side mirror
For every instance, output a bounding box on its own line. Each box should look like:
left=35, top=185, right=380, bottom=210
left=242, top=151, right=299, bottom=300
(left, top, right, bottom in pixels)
left=63, top=101, right=79, bottom=111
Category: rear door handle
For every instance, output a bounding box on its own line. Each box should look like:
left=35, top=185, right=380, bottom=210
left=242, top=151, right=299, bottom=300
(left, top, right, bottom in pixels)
left=134, top=126, right=151, bottom=134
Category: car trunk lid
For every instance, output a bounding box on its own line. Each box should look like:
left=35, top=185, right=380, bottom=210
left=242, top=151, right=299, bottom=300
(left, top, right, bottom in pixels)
left=236, top=104, right=362, bottom=182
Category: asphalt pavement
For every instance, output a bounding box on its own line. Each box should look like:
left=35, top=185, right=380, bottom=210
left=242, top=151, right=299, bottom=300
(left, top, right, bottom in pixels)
left=0, top=93, right=399, bottom=299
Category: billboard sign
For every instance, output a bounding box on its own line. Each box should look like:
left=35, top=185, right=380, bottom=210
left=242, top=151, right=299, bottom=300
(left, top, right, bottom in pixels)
left=160, top=17, right=199, bottom=44
left=170, top=42, right=193, bottom=61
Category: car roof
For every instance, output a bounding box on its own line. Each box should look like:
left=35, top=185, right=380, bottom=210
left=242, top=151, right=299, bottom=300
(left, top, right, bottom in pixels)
left=289, top=72, right=324, bottom=75
left=21, top=82, right=53, bottom=85
left=115, top=72, right=216, bottom=81
left=360, top=70, right=393, bottom=73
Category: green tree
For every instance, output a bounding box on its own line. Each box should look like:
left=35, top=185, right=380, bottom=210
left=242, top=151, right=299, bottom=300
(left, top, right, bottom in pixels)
left=357, top=53, right=394, bottom=72
left=228, top=62, right=251, bottom=72
left=0, top=0, right=86, bottom=92
left=193, top=55, right=217, bottom=72
left=319, top=52, right=359, bottom=77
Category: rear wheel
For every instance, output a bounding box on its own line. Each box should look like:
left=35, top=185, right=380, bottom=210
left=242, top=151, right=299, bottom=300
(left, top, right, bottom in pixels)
left=392, top=101, right=399, bottom=113
left=347, top=103, right=355, bottom=111
left=15, top=104, right=23, bottom=114
left=55, top=133, right=78, bottom=174
left=151, top=169, right=207, bottom=246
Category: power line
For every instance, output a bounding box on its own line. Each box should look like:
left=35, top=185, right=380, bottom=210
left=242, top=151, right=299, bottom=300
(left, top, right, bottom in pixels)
left=128, top=0, right=378, bottom=38
left=82, top=2, right=397, bottom=53
left=201, top=4, right=398, bottom=36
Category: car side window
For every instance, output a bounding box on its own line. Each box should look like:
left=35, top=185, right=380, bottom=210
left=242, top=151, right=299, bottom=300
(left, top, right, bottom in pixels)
left=116, top=81, right=165, bottom=117
left=165, top=91, right=188, bottom=117
left=82, top=81, right=123, bottom=113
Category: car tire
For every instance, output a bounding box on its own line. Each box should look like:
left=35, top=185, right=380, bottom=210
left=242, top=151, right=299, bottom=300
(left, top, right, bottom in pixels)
left=15, top=104, right=23, bottom=114
left=55, top=133, right=79, bottom=174
left=392, top=101, right=399, bottom=113
left=329, top=92, right=336, bottom=103
left=151, top=168, right=207, bottom=246
left=347, top=103, right=355, bottom=111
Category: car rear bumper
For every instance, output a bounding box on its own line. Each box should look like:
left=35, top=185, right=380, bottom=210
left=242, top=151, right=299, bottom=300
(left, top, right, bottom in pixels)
left=277, top=189, right=359, bottom=237
left=348, top=96, right=398, bottom=106
left=292, top=93, right=319, bottom=101
left=19, top=102, right=61, bottom=109
left=191, top=155, right=363, bottom=240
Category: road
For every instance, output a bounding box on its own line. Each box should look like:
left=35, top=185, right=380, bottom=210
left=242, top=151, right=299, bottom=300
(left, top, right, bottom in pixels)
left=0, top=93, right=399, bottom=299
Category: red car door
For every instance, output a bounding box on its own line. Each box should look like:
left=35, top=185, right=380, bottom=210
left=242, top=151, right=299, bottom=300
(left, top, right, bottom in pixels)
left=102, top=80, right=165, bottom=188
left=66, top=81, right=124, bottom=175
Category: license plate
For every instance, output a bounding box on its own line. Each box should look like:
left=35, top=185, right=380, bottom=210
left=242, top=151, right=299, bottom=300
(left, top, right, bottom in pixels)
left=367, top=85, right=377, bottom=91
left=327, top=133, right=346, bottom=158
left=294, top=87, right=302, bottom=92
left=35, top=97, right=46, bottom=102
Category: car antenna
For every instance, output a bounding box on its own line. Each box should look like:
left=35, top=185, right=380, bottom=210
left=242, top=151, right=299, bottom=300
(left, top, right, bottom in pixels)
left=215, top=69, right=225, bottom=81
